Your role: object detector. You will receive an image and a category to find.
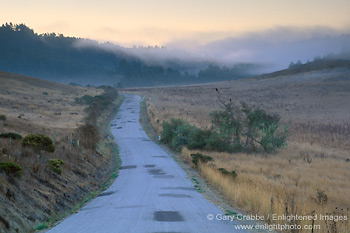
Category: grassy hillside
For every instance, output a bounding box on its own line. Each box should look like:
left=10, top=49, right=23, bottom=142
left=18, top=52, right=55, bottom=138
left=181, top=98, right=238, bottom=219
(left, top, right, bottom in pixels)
left=0, top=72, right=121, bottom=232
left=258, top=57, right=350, bottom=79
left=126, top=65, right=350, bottom=233
left=0, top=71, right=102, bottom=131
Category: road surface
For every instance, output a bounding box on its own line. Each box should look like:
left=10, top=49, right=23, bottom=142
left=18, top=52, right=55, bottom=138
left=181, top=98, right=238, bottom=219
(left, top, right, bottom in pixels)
left=47, top=94, right=245, bottom=233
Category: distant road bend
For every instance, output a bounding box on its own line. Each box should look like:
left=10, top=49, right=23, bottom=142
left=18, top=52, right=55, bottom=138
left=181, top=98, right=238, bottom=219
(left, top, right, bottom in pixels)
left=47, top=94, right=245, bottom=233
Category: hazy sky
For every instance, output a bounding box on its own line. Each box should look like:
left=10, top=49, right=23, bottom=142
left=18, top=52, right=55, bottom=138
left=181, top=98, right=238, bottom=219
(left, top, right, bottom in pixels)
left=2, top=0, right=349, bottom=46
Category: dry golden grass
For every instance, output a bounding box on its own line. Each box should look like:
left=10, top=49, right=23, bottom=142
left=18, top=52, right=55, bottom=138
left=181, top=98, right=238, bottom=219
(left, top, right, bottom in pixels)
left=0, top=71, right=102, bottom=133
left=181, top=146, right=350, bottom=232
left=126, top=67, right=350, bottom=232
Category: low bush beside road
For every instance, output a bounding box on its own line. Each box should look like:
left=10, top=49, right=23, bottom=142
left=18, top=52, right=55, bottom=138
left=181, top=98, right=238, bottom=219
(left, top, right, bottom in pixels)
left=161, top=102, right=289, bottom=154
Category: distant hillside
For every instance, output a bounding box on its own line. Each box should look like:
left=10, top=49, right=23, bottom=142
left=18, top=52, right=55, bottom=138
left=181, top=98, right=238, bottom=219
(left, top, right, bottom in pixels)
left=256, top=53, right=350, bottom=79
left=0, top=23, right=261, bottom=87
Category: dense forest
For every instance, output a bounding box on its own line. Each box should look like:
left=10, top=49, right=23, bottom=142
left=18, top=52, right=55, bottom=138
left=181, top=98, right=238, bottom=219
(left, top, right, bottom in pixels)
left=115, top=60, right=259, bottom=87
left=0, top=23, right=126, bottom=84
left=0, top=23, right=261, bottom=87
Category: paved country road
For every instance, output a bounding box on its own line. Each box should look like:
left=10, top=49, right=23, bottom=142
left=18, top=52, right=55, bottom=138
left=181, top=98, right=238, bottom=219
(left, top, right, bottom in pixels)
left=47, top=94, right=246, bottom=233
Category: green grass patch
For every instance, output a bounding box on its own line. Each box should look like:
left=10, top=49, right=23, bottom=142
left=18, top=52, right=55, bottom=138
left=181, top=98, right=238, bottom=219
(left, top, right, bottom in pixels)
left=48, top=159, right=64, bottom=175
left=34, top=223, right=49, bottom=231
left=225, top=210, right=238, bottom=216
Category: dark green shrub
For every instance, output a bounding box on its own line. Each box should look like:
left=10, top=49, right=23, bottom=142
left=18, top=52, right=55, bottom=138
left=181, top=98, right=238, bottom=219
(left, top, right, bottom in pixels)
left=161, top=99, right=290, bottom=154
left=0, top=115, right=6, bottom=121
left=34, top=223, right=49, bottom=231
left=0, top=161, right=22, bottom=177
left=0, top=132, right=22, bottom=140
left=161, top=118, right=213, bottom=152
left=48, top=159, right=64, bottom=175
left=259, top=123, right=289, bottom=153
left=205, top=132, right=231, bottom=152
left=75, top=88, right=118, bottom=126
left=209, top=109, right=245, bottom=152
left=94, top=95, right=112, bottom=108
left=210, top=110, right=241, bottom=139
left=75, top=94, right=112, bottom=108
left=170, top=123, right=194, bottom=151
left=22, top=134, right=55, bottom=152
left=231, top=170, right=238, bottom=179
left=209, top=100, right=289, bottom=153
left=161, top=118, right=186, bottom=144
left=218, top=168, right=237, bottom=179
left=241, top=104, right=289, bottom=153
left=42, top=92, right=48, bottom=95
left=191, top=153, right=214, bottom=166
left=218, top=168, right=230, bottom=175
left=187, top=128, right=211, bottom=150
left=75, top=95, right=95, bottom=105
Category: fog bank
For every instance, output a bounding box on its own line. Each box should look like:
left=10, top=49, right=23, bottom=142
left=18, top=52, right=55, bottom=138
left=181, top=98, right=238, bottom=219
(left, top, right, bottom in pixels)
left=167, top=26, right=350, bottom=72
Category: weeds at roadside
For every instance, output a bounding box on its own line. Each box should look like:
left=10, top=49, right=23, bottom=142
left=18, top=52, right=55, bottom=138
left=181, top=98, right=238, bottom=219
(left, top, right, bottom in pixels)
left=31, top=93, right=123, bottom=232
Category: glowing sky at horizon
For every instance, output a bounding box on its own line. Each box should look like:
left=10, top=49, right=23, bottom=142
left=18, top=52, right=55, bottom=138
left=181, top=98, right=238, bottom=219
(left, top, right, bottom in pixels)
left=2, top=0, right=350, bottom=46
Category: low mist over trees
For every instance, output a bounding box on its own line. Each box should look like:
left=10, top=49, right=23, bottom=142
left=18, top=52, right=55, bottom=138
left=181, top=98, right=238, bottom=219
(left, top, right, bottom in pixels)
left=115, top=60, right=259, bottom=87
left=0, top=23, right=125, bottom=83
left=0, top=23, right=261, bottom=86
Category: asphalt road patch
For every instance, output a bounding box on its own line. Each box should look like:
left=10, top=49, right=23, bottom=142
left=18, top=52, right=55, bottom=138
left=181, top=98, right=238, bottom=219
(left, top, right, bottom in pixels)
left=148, top=168, right=166, bottom=175
left=153, top=175, right=174, bottom=179
left=160, top=187, right=196, bottom=191
left=120, top=165, right=137, bottom=170
left=114, top=205, right=144, bottom=209
left=159, top=193, right=193, bottom=198
left=153, top=211, right=184, bottom=222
